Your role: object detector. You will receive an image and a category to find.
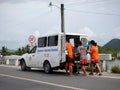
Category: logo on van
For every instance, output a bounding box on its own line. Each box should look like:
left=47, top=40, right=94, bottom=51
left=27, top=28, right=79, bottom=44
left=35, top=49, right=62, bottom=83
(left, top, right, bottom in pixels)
left=37, top=48, right=58, bottom=53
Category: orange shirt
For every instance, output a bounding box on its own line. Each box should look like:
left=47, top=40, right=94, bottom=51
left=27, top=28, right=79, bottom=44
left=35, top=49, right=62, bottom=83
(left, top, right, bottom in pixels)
left=66, top=42, right=73, bottom=58
left=90, top=45, right=99, bottom=60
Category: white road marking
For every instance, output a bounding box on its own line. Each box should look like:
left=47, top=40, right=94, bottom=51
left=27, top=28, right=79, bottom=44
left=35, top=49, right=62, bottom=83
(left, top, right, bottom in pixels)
left=101, top=76, right=120, bottom=79
left=88, top=75, right=120, bottom=79
left=0, top=73, right=86, bottom=90
left=0, top=65, right=120, bottom=79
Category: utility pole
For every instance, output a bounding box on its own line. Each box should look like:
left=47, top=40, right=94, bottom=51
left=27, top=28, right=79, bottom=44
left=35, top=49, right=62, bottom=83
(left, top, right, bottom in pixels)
left=61, top=4, right=65, bottom=33
left=49, top=2, right=65, bottom=33
left=49, top=3, right=66, bottom=61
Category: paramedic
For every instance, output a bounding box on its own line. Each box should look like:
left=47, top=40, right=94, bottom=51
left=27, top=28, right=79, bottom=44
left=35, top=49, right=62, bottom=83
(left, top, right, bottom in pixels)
left=65, top=40, right=74, bottom=76
left=89, top=40, right=102, bottom=76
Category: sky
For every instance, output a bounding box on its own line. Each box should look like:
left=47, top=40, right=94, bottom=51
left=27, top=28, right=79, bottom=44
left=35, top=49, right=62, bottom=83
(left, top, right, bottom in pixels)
left=0, top=0, right=120, bottom=50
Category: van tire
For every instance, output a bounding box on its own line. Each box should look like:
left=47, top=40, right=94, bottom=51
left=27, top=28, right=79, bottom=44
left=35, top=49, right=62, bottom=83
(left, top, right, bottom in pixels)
left=44, top=61, right=52, bottom=73
left=21, top=60, right=27, bottom=71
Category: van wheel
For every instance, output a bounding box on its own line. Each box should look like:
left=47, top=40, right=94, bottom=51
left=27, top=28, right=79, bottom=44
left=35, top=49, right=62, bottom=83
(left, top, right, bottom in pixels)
left=44, top=61, right=52, bottom=73
left=21, top=61, right=27, bottom=71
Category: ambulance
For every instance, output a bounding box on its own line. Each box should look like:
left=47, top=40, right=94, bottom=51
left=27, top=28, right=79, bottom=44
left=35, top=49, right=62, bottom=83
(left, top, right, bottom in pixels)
left=19, top=33, right=88, bottom=73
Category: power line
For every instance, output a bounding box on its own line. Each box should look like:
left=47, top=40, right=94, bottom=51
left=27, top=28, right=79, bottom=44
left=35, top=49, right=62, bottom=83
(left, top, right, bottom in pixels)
left=64, top=0, right=120, bottom=16
left=65, top=0, right=119, bottom=6
left=65, top=8, right=120, bottom=16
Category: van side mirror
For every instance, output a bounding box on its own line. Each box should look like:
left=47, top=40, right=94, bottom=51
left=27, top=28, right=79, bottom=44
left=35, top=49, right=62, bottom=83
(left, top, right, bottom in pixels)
left=27, top=50, right=30, bottom=53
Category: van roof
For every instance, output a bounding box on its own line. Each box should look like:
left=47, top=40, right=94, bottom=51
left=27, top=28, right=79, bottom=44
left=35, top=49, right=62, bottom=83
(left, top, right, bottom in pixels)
left=39, top=32, right=88, bottom=37
left=65, top=33, right=88, bottom=37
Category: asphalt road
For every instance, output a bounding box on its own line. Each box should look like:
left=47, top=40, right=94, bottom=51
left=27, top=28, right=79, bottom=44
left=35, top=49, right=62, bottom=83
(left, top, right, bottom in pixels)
left=0, top=65, right=120, bottom=90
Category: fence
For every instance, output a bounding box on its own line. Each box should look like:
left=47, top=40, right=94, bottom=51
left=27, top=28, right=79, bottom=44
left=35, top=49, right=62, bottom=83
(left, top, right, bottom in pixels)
left=2, top=55, right=21, bottom=66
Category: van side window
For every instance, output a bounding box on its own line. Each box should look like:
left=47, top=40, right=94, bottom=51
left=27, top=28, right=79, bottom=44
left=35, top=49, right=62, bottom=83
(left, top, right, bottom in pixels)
left=48, top=35, right=58, bottom=46
left=38, top=37, right=47, bottom=47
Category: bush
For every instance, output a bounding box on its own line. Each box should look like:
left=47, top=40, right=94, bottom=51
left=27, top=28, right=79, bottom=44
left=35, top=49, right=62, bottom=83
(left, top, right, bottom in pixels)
left=111, top=65, right=120, bottom=73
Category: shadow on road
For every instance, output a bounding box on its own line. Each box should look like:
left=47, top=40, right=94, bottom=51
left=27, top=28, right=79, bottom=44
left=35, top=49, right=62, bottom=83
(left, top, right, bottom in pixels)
left=18, top=68, right=67, bottom=76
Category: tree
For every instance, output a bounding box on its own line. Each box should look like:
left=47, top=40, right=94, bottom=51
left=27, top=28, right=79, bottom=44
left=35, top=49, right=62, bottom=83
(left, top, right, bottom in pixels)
left=1, top=46, right=8, bottom=56
left=98, top=46, right=120, bottom=58
left=15, top=44, right=30, bottom=55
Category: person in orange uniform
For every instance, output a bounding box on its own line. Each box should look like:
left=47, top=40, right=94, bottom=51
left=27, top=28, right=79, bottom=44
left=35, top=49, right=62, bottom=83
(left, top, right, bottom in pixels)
left=65, top=40, right=74, bottom=76
left=89, top=40, right=102, bottom=76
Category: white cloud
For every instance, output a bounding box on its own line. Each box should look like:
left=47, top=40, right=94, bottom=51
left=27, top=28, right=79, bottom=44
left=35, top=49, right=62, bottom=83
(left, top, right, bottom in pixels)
left=0, top=0, right=120, bottom=49
left=0, top=0, right=49, bottom=4
left=79, top=27, right=95, bottom=38
left=112, top=26, right=120, bottom=38
left=34, top=31, right=40, bottom=38
left=44, top=25, right=60, bottom=35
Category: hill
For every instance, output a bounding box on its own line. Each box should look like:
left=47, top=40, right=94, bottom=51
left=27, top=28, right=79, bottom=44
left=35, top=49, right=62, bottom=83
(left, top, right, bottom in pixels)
left=103, top=38, right=120, bottom=49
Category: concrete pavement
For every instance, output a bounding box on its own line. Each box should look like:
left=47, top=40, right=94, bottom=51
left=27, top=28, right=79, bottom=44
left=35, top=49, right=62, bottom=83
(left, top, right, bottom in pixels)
left=0, top=64, right=120, bottom=90
left=0, top=64, right=120, bottom=79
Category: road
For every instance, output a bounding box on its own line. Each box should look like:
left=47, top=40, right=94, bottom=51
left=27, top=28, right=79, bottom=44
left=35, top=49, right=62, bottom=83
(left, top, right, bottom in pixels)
left=0, top=65, right=120, bottom=90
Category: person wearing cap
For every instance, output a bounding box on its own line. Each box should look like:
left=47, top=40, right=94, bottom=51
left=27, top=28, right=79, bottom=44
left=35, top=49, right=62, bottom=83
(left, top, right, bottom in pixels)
left=89, top=40, right=102, bottom=76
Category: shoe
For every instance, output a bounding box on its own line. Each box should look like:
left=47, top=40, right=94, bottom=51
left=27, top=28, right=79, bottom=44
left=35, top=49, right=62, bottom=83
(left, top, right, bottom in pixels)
left=98, top=73, right=102, bottom=76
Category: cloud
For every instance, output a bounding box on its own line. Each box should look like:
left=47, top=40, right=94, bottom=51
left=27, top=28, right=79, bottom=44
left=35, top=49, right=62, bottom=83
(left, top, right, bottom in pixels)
left=0, top=0, right=120, bottom=49
left=79, top=27, right=95, bottom=38
left=0, top=0, right=26, bottom=4
left=112, top=26, right=120, bottom=38
left=0, top=40, right=27, bottom=50
left=44, top=25, right=60, bottom=35
left=0, top=0, right=48, bottom=4
left=34, top=31, right=40, bottom=38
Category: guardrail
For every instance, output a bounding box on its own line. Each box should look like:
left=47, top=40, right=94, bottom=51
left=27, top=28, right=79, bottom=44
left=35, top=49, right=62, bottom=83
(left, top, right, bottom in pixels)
left=2, top=55, right=21, bottom=66
left=0, top=57, right=6, bottom=64
left=99, top=54, right=112, bottom=72
left=99, top=54, right=112, bottom=61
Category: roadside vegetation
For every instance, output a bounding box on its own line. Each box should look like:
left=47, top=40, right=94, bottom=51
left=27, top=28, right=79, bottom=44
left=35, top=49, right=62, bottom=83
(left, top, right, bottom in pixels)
left=0, top=45, right=30, bottom=56
left=98, top=46, right=120, bottom=59
left=111, top=65, right=120, bottom=74
left=0, top=45, right=120, bottom=57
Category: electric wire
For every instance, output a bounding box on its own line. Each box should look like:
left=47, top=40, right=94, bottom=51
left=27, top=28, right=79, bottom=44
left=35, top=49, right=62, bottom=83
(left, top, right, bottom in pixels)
left=65, top=0, right=119, bottom=6
left=65, top=8, right=120, bottom=16
left=62, top=0, right=120, bottom=17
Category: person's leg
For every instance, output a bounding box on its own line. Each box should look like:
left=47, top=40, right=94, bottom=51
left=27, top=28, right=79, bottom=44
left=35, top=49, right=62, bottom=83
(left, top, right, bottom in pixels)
left=96, top=63, right=102, bottom=75
left=95, top=67, right=99, bottom=75
left=65, top=56, right=69, bottom=75
left=65, top=63, right=69, bottom=75
left=69, top=65, right=73, bottom=76
left=89, top=62, right=94, bottom=75
left=82, top=65, right=87, bottom=76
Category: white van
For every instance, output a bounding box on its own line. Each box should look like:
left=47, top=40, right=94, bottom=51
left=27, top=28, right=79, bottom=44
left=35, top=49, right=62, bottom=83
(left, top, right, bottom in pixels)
left=19, top=33, right=88, bottom=73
